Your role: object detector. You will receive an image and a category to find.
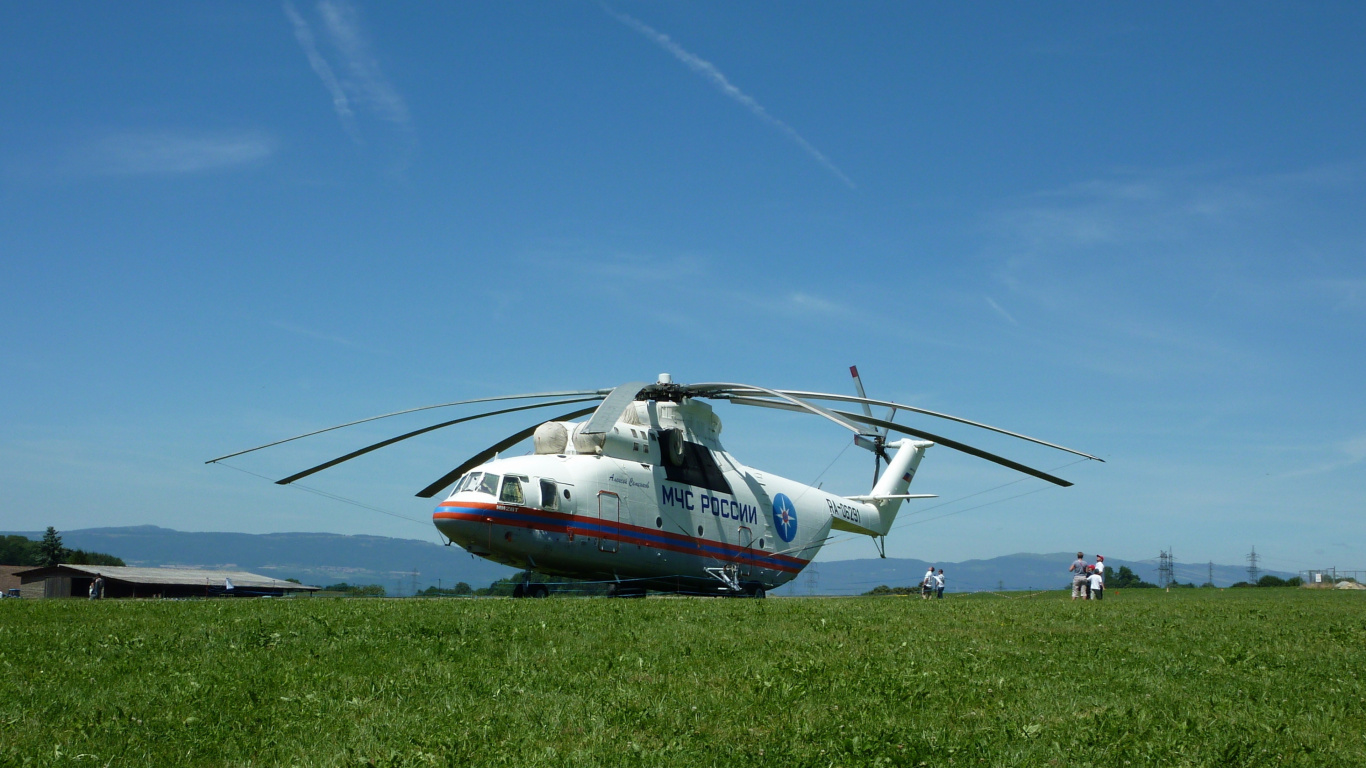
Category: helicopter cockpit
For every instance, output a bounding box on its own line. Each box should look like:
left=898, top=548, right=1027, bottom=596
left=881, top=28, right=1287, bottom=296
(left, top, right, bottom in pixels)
left=447, top=470, right=541, bottom=507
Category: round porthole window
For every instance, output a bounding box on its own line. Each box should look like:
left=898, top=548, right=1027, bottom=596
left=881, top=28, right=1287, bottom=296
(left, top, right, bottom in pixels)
left=697, top=526, right=704, bottom=536
left=758, top=538, right=765, bottom=548
left=563, top=489, right=570, bottom=499
left=655, top=517, right=663, bottom=528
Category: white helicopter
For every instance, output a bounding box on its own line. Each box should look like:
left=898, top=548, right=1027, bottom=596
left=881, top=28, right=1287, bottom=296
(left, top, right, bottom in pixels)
left=211, top=369, right=1100, bottom=598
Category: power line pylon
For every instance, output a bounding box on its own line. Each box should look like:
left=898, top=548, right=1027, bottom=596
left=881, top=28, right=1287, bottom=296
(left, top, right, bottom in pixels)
left=1247, top=546, right=1260, bottom=585
left=1157, top=548, right=1174, bottom=588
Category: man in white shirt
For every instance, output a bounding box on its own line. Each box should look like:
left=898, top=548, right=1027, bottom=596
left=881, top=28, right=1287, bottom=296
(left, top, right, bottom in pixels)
left=934, top=568, right=945, bottom=599
left=921, top=566, right=935, bottom=599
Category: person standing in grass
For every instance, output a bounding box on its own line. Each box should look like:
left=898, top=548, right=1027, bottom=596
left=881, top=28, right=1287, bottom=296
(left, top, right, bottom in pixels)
left=935, top=568, right=946, bottom=599
left=1087, top=566, right=1104, bottom=601
left=1070, top=552, right=1089, bottom=601
left=921, top=565, right=935, bottom=599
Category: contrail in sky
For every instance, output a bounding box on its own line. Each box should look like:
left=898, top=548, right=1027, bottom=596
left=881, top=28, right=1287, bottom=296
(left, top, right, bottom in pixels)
left=284, top=0, right=410, bottom=143
left=604, top=7, right=856, bottom=190
left=284, top=1, right=359, bottom=141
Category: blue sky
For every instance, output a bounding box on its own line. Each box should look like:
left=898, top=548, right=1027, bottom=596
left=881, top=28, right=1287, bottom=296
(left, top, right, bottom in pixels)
left=2, top=2, right=1363, bottom=576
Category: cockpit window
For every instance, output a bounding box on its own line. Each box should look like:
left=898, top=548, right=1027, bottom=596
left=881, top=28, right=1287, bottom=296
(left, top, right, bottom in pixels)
left=447, top=472, right=476, bottom=498
left=476, top=473, right=500, bottom=496
left=539, top=479, right=558, bottom=511
left=499, top=476, right=524, bottom=504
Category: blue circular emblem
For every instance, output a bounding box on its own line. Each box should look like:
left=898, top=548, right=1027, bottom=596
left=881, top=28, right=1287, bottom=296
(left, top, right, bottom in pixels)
left=772, top=493, right=798, bottom=543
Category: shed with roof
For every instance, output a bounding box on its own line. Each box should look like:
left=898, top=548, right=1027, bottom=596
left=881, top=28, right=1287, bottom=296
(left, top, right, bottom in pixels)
left=14, top=564, right=319, bottom=599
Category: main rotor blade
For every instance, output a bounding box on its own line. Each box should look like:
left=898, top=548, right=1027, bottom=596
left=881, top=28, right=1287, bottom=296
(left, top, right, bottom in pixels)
left=276, top=397, right=602, bottom=486
left=206, top=388, right=612, bottom=464
left=735, top=388, right=1102, bottom=462
left=415, top=405, right=600, bottom=498
left=685, top=382, right=868, bottom=435
left=724, top=396, right=1076, bottom=487
left=580, top=381, right=649, bottom=434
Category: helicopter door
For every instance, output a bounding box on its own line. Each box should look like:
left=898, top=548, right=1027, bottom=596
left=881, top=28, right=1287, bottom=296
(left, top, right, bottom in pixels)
left=737, top=526, right=753, bottom=577
left=598, top=491, right=620, bottom=553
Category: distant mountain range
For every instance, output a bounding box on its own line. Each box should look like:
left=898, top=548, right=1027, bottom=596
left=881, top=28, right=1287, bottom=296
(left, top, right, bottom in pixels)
left=3, top=526, right=1291, bottom=595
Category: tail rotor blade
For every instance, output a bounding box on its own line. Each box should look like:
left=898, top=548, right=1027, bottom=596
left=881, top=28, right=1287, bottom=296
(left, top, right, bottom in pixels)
left=850, top=366, right=887, bottom=483
left=415, top=405, right=600, bottom=498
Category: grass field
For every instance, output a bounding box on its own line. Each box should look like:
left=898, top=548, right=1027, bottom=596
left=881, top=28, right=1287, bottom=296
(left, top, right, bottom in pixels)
left=2, top=589, right=1363, bottom=767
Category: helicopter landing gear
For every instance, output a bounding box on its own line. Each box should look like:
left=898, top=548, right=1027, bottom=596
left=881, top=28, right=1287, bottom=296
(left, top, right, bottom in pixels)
left=512, top=582, right=550, bottom=598
left=741, top=582, right=767, bottom=599
left=606, top=583, right=646, bottom=598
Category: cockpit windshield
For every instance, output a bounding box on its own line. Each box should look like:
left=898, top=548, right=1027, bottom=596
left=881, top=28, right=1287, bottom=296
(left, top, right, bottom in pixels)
left=448, top=472, right=500, bottom=498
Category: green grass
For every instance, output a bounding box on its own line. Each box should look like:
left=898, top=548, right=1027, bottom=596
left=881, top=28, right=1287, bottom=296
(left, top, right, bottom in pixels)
left=1, top=589, right=1363, bottom=767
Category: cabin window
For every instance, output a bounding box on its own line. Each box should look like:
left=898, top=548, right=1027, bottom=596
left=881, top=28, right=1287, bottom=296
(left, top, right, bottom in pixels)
left=476, top=473, right=500, bottom=496
left=540, top=480, right=558, bottom=511
left=500, top=476, right=524, bottom=504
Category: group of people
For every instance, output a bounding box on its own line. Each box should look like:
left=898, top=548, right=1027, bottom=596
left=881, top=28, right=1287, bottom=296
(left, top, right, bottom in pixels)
left=1069, top=552, right=1105, bottom=600
left=87, top=573, right=104, bottom=599
left=919, top=566, right=945, bottom=599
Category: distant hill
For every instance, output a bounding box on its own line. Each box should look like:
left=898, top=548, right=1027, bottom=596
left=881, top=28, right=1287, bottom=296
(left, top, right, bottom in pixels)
left=3, top=526, right=1290, bottom=595
left=1, top=526, right=517, bottom=595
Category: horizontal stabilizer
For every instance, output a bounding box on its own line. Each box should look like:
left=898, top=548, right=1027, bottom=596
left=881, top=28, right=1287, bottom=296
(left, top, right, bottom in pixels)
left=844, top=494, right=937, bottom=502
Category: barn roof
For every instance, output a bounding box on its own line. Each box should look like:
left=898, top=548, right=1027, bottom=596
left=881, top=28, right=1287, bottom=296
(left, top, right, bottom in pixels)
left=14, top=564, right=318, bottom=591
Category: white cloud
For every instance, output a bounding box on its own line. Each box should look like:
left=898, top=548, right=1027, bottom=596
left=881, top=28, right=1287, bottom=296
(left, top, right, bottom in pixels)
left=985, top=296, right=1018, bottom=325
left=285, top=0, right=410, bottom=141
left=284, top=1, right=358, bottom=142
left=316, top=0, right=410, bottom=127
left=84, top=131, right=275, bottom=175
left=603, top=6, right=855, bottom=190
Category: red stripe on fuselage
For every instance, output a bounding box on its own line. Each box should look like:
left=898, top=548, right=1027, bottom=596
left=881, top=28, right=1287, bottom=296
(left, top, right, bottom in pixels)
left=434, top=500, right=808, bottom=573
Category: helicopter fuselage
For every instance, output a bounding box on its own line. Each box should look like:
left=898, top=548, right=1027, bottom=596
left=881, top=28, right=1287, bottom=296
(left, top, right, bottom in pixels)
left=432, top=447, right=843, bottom=595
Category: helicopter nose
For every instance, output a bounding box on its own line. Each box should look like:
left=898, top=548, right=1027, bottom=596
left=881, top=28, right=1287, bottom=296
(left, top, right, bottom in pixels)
left=433, top=503, right=490, bottom=541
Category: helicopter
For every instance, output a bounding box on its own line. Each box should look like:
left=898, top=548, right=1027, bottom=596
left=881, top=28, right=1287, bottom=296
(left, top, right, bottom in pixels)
left=210, top=368, right=1100, bottom=598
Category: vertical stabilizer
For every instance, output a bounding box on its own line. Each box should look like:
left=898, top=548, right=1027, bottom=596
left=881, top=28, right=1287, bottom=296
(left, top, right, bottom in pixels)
left=866, top=439, right=933, bottom=533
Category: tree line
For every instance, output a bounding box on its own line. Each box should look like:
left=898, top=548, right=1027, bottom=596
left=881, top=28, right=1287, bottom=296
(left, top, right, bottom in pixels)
left=0, top=528, right=124, bottom=568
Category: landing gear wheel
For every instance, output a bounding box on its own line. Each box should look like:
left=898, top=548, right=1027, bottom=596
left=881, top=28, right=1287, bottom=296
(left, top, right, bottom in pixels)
left=751, top=587, right=766, bottom=599
left=529, top=584, right=550, bottom=599
left=512, top=583, right=526, bottom=599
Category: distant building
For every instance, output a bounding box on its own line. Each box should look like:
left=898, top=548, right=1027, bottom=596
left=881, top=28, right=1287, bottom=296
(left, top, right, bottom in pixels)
left=13, top=564, right=319, bottom=599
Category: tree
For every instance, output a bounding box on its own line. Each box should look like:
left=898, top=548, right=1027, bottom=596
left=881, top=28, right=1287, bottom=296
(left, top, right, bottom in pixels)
left=67, top=549, right=125, bottom=566
left=38, top=527, right=66, bottom=567
left=476, top=571, right=609, bottom=596
left=1109, top=565, right=1157, bottom=589
left=322, top=582, right=386, bottom=597
left=0, top=535, right=41, bottom=566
